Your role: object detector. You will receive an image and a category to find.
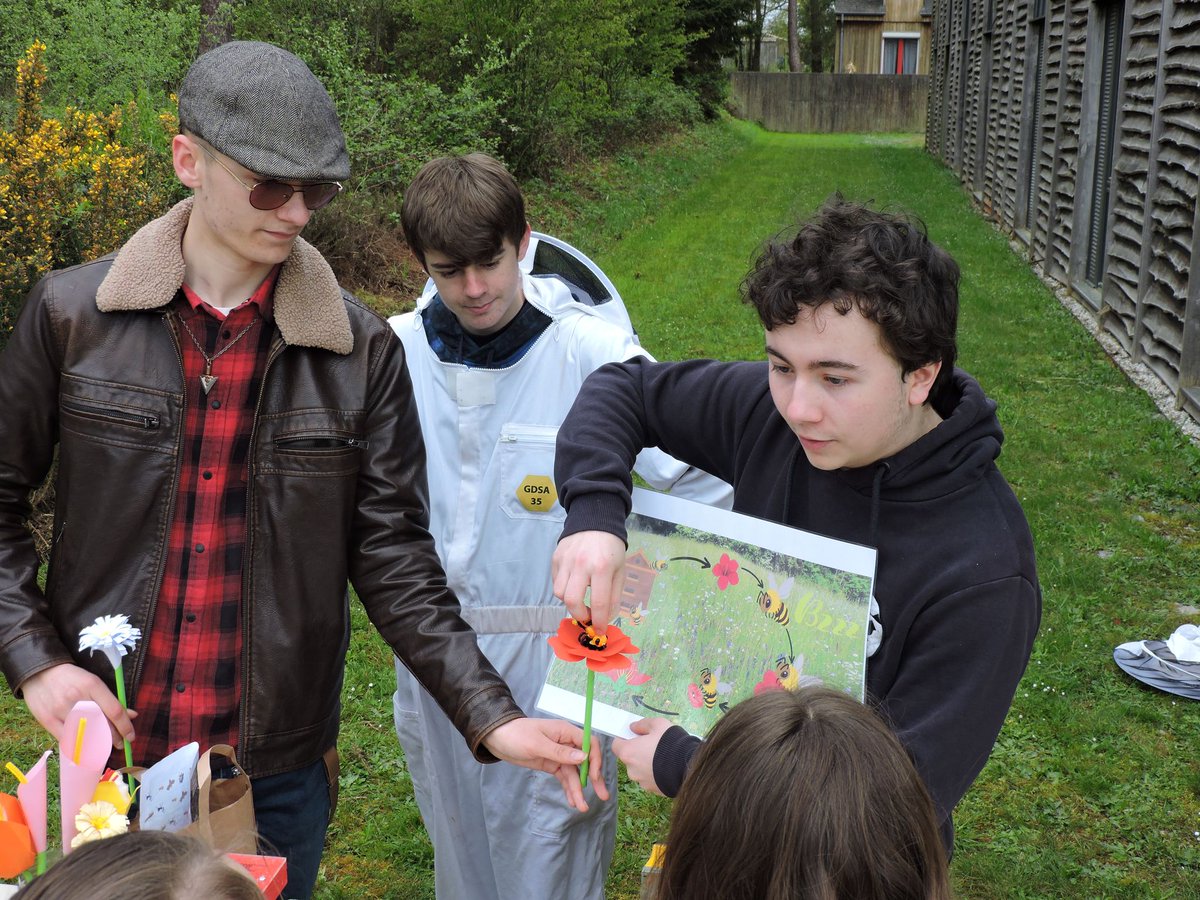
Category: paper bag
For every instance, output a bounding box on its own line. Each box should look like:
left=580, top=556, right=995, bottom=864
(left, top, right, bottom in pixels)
left=181, top=744, right=257, bottom=855
left=640, top=842, right=666, bottom=900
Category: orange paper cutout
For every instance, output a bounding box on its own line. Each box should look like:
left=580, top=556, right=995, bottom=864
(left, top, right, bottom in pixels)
left=0, top=793, right=34, bottom=878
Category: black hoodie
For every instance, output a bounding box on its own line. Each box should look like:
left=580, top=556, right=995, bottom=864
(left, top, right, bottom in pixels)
left=555, top=357, right=1041, bottom=854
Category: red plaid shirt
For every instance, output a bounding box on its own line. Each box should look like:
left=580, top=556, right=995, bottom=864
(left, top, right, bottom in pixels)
left=131, top=269, right=278, bottom=766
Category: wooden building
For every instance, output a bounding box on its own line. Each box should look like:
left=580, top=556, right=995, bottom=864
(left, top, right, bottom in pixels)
left=926, top=0, right=1200, bottom=427
left=835, top=0, right=934, bottom=74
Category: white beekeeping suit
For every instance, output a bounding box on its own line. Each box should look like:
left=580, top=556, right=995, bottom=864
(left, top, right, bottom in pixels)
left=390, top=265, right=730, bottom=900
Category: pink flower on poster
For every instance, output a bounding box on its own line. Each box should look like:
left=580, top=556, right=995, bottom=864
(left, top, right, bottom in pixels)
left=712, top=553, right=739, bottom=590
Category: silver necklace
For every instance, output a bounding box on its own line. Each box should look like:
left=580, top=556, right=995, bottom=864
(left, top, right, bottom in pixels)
left=177, top=315, right=258, bottom=395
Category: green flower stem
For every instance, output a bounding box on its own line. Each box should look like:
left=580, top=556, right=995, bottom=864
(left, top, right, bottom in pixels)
left=580, top=668, right=595, bottom=789
left=35, top=850, right=46, bottom=876
left=113, top=663, right=135, bottom=793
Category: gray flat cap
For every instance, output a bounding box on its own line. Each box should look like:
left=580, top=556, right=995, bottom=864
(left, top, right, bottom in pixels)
left=179, top=40, right=350, bottom=182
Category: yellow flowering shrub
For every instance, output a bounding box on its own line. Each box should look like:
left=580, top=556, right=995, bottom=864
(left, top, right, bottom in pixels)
left=0, top=41, right=177, bottom=339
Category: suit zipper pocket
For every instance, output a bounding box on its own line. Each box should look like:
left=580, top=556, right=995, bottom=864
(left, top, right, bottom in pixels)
left=498, top=424, right=558, bottom=445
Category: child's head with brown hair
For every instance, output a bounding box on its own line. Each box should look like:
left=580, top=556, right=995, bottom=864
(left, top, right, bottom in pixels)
left=400, top=152, right=527, bottom=270
left=14, top=830, right=262, bottom=900
left=657, top=687, right=952, bottom=900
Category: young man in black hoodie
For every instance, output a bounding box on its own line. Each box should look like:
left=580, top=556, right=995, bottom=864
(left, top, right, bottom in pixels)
left=550, top=197, right=1041, bottom=855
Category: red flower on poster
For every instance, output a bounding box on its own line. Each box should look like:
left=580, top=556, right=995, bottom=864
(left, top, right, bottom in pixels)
left=712, top=553, right=740, bottom=590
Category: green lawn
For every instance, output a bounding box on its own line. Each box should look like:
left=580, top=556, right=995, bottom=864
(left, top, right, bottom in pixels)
left=4, top=119, right=1199, bottom=897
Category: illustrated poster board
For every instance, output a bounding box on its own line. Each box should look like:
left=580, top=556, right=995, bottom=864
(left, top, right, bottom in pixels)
left=537, top=488, right=876, bottom=739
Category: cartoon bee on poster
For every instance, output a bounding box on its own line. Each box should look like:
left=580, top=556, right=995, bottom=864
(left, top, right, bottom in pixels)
left=689, top=665, right=733, bottom=711
left=757, top=575, right=794, bottom=626
left=775, top=652, right=823, bottom=691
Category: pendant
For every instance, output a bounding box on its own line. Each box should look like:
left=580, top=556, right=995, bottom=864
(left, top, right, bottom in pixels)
left=200, top=374, right=218, bottom=395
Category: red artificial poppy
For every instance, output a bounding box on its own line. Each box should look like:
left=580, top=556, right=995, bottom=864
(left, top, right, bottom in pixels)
left=548, top=618, right=639, bottom=673
left=712, top=553, right=740, bottom=590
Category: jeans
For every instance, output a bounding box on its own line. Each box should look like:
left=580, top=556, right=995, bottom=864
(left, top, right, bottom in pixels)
left=251, top=757, right=332, bottom=900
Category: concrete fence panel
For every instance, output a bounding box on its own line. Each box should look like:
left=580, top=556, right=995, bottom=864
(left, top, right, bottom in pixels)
left=730, top=73, right=929, bottom=133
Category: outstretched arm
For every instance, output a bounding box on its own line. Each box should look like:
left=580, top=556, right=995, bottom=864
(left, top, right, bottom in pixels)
left=352, top=330, right=529, bottom=758
left=553, top=358, right=766, bottom=632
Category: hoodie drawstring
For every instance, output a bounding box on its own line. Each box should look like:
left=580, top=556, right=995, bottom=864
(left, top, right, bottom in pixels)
left=868, top=461, right=890, bottom=545
left=782, top=443, right=801, bottom=524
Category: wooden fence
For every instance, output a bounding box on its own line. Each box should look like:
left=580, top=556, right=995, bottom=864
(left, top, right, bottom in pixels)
left=729, top=72, right=929, bottom=133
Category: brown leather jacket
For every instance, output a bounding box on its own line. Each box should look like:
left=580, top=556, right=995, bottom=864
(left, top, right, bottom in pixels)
left=0, top=199, right=522, bottom=777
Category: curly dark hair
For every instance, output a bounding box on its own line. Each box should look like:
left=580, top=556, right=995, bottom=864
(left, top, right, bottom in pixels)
left=742, top=195, right=960, bottom=405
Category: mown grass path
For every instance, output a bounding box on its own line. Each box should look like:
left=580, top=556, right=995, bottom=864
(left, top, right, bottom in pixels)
left=589, top=120, right=1200, bottom=899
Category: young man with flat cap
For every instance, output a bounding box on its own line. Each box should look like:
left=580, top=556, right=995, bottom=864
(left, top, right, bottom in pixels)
left=0, top=41, right=602, bottom=898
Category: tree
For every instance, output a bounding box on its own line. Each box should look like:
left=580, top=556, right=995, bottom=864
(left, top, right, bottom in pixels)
left=678, top=0, right=753, bottom=112
left=804, top=0, right=834, bottom=72
left=806, top=0, right=835, bottom=72
left=198, top=0, right=234, bottom=55
left=395, top=0, right=700, bottom=173
left=787, top=0, right=799, bottom=71
left=768, top=0, right=833, bottom=71
left=740, top=0, right=785, bottom=71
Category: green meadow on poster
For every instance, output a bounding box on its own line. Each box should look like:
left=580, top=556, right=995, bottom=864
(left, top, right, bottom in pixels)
left=537, top=489, right=877, bottom=738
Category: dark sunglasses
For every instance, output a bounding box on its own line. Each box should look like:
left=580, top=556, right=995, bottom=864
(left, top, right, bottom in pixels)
left=201, top=145, right=343, bottom=211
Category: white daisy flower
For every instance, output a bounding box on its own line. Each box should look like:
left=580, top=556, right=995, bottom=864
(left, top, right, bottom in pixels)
left=79, top=614, right=142, bottom=670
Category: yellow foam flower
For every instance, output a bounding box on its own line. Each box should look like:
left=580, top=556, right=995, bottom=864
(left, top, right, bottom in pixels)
left=91, top=777, right=133, bottom=815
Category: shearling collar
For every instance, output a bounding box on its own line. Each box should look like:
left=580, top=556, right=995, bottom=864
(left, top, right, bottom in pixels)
left=95, top=197, right=353, bottom=354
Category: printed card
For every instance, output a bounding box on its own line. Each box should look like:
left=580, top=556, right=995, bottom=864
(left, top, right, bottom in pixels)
left=137, top=742, right=199, bottom=833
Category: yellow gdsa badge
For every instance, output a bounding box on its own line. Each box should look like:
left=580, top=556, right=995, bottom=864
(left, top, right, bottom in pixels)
left=517, top=475, right=557, bottom=512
